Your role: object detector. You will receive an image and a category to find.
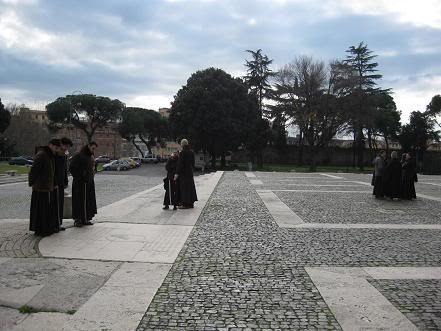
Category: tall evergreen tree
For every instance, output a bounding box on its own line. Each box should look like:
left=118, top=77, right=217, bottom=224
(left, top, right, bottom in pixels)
left=336, top=42, right=389, bottom=170
left=0, top=98, right=11, bottom=133
left=244, top=49, right=273, bottom=117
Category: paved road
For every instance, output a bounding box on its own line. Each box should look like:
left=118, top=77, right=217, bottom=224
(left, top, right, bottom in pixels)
left=0, top=164, right=168, bottom=220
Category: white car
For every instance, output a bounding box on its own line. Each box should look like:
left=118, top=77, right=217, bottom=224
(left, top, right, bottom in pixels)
left=102, top=160, right=130, bottom=171
left=142, top=155, right=159, bottom=164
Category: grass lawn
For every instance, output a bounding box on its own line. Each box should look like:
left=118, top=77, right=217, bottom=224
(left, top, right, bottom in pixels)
left=235, top=163, right=373, bottom=173
left=0, top=162, right=31, bottom=176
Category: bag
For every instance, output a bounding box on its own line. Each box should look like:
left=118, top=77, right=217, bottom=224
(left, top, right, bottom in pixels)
left=371, top=171, right=375, bottom=186
left=163, top=177, right=168, bottom=190
left=414, top=173, right=418, bottom=183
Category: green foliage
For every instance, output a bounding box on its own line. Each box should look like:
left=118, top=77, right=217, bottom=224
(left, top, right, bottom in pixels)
left=373, top=93, right=401, bottom=145
left=0, top=98, right=11, bottom=133
left=399, top=111, right=439, bottom=154
left=170, top=67, right=260, bottom=159
left=118, top=107, right=168, bottom=154
left=46, top=94, right=124, bottom=142
left=244, top=49, right=274, bottom=116
left=426, top=94, right=441, bottom=128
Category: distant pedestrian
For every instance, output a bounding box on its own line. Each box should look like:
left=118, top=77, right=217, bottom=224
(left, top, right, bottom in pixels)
left=383, top=151, right=401, bottom=199
left=28, top=139, right=60, bottom=236
left=53, top=137, right=73, bottom=230
left=69, top=142, right=98, bottom=227
left=401, top=153, right=417, bottom=200
left=163, top=152, right=179, bottom=210
left=174, top=139, right=198, bottom=209
left=372, top=150, right=386, bottom=198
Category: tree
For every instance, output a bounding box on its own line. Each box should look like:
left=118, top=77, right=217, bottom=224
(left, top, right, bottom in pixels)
left=244, top=49, right=274, bottom=117
left=398, top=111, right=439, bottom=169
left=170, top=67, right=257, bottom=168
left=273, top=56, right=348, bottom=170
left=426, top=94, right=441, bottom=128
left=372, top=93, right=401, bottom=152
left=118, top=107, right=169, bottom=155
left=0, top=98, right=11, bottom=133
left=335, top=42, right=389, bottom=170
left=3, top=106, right=50, bottom=155
left=46, top=94, right=125, bottom=142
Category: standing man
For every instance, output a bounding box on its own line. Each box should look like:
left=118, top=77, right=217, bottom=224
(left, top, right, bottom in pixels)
left=69, top=141, right=98, bottom=227
left=28, top=139, right=60, bottom=236
left=174, top=139, right=197, bottom=209
left=163, top=152, right=179, bottom=210
left=372, top=150, right=386, bottom=198
left=401, top=153, right=417, bottom=200
left=54, top=137, right=73, bottom=230
left=383, top=151, right=401, bottom=200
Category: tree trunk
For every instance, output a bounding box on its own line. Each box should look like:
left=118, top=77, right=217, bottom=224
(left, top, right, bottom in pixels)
left=356, top=126, right=364, bottom=171
left=220, top=154, right=226, bottom=168
left=309, top=146, right=318, bottom=172
left=298, top=130, right=304, bottom=165
left=138, top=135, right=152, bottom=154
left=210, top=153, right=216, bottom=170
left=131, top=138, right=144, bottom=156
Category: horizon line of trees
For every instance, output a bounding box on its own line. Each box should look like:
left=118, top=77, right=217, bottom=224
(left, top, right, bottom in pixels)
left=1, top=41, right=440, bottom=170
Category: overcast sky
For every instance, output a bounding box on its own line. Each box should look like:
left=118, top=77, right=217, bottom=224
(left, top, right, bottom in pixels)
left=0, top=0, right=440, bottom=123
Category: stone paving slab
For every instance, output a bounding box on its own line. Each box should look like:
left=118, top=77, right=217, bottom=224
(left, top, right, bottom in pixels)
left=66, top=262, right=171, bottom=331
left=0, top=258, right=119, bottom=311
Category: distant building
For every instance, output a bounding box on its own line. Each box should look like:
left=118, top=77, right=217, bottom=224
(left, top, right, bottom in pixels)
left=159, top=107, right=170, bottom=118
left=20, top=108, right=48, bottom=126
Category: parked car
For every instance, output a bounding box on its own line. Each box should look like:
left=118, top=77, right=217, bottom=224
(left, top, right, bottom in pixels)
left=95, top=155, right=111, bottom=163
left=120, top=158, right=138, bottom=169
left=129, top=157, right=142, bottom=167
left=8, top=156, right=33, bottom=166
left=102, top=160, right=130, bottom=171
left=142, top=154, right=159, bottom=164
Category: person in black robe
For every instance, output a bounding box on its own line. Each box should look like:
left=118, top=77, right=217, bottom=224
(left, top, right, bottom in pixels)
left=69, top=142, right=98, bottom=227
left=401, top=153, right=417, bottom=200
left=28, top=139, right=61, bottom=236
left=174, top=139, right=198, bottom=209
left=383, top=151, right=401, bottom=199
left=53, top=137, right=73, bottom=230
left=163, top=152, right=179, bottom=210
left=372, top=150, right=386, bottom=198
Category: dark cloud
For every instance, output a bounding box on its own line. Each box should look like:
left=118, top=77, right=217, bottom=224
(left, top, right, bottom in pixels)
left=0, top=0, right=439, bottom=119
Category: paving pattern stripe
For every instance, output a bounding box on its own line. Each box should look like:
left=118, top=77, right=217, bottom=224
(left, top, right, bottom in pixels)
left=352, top=180, right=441, bottom=202
left=256, top=190, right=305, bottom=227
left=257, top=189, right=441, bottom=230
left=249, top=179, right=263, bottom=185
left=289, top=223, right=441, bottom=230
left=244, top=172, right=256, bottom=178
left=305, top=267, right=441, bottom=331
left=271, top=189, right=372, bottom=193
left=420, top=182, right=441, bottom=187
left=319, top=173, right=344, bottom=179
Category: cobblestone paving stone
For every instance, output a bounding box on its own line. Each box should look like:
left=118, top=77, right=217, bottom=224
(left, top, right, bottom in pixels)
left=138, top=172, right=343, bottom=330
left=275, top=191, right=441, bottom=224
left=369, top=279, right=441, bottom=330
left=0, top=221, right=39, bottom=258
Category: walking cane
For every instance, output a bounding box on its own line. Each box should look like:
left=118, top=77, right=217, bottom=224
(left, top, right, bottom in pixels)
left=56, top=187, right=61, bottom=229
left=169, top=178, right=172, bottom=206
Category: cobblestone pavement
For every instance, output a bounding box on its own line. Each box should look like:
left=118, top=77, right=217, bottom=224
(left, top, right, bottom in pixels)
left=0, top=220, right=40, bottom=258
left=137, top=171, right=441, bottom=330
left=369, top=279, right=441, bottom=330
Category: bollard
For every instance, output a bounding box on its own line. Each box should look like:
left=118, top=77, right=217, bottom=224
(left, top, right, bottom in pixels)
left=247, top=162, right=252, bottom=171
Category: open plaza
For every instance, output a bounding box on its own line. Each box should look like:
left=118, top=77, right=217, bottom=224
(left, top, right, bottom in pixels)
left=0, top=166, right=440, bottom=330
